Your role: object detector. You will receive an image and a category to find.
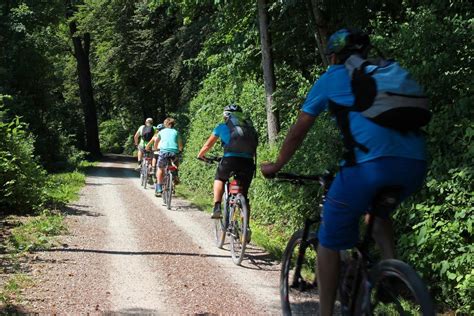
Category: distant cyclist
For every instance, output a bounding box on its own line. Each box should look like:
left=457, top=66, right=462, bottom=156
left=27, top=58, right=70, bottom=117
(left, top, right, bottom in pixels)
left=197, top=104, right=258, bottom=232
left=153, top=118, right=183, bottom=197
left=261, top=29, right=428, bottom=315
left=134, top=118, right=156, bottom=169
left=146, top=123, right=165, bottom=176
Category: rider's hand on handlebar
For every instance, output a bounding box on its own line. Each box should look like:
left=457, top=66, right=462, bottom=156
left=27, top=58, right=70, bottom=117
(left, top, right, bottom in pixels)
left=260, top=162, right=283, bottom=179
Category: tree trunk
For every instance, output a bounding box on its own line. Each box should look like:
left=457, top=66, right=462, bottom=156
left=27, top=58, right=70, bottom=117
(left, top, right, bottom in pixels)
left=307, top=0, right=329, bottom=67
left=67, top=5, right=101, bottom=157
left=257, top=0, right=279, bottom=144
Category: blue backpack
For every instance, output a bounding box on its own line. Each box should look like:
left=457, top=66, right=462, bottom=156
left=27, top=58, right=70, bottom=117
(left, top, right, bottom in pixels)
left=329, top=54, right=431, bottom=164
left=345, top=54, right=431, bottom=131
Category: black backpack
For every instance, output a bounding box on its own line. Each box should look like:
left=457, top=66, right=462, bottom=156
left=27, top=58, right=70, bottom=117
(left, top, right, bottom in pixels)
left=141, top=125, right=154, bottom=142
left=224, top=113, right=258, bottom=156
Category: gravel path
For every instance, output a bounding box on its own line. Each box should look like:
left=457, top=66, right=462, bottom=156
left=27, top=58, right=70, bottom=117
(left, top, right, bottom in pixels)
left=19, top=155, right=282, bottom=314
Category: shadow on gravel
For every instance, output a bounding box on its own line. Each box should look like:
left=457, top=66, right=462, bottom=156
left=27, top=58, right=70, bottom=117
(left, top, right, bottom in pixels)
left=85, top=182, right=125, bottom=186
left=0, top=305, right=29, bottom=314
left=87, top=166, right=138, bottom=179
left=243, top=250, right=280, bottom=271
left=61, top=204, right=103, bottom=217
left=103, top=309, right=160, bottom=315
left=39, top=247, right=230, bottom=259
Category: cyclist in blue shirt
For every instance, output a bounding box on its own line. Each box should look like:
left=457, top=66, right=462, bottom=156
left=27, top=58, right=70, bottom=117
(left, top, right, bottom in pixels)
left=261, top=29, right=427, bottom=315
left=197, top=104, right=257, bottom=221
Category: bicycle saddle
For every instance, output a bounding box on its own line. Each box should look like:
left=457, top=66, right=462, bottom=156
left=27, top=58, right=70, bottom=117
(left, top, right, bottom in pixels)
left=371, top=186, right=403, bottom=216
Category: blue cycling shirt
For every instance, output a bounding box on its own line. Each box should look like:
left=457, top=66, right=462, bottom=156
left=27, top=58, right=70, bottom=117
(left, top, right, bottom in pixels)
left=301, top=65, right=427, bottom=165
left=213, top=123, right=253, bottom=159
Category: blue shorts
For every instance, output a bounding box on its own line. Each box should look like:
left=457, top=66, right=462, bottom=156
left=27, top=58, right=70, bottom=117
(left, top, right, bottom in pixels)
left=318, top=157, right=427, bottom=250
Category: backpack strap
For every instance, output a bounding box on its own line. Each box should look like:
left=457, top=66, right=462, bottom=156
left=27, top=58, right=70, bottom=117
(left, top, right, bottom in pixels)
left=329, top=101, right=369, bottom=166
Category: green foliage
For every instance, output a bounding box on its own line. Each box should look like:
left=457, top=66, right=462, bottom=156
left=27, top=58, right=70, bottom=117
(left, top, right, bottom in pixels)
left=0, top=274, right=33, bottom=306
left=0, top=104, right=47, bottom=214
left=7, top=211, right=66, bottom=253
left=179, top=65, right=341, bottom=241
left=99, top=119, right=129, bottom=154
left=371, top=3, right=474, bottom=312
left=44, top=171, right=86, bottom=208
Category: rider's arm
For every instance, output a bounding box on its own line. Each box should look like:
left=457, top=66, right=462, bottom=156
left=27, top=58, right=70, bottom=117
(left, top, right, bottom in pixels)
left=197, top=134, right=219, bottom=158
left=178, top=135, right=184, bottom=152
left=134, top=130, right=140, bottom=146
left=261, top=112, right=316, bottom=176
left=153, top=136, right=160, bottom=151
left=145, top=137, right=154, bottom=150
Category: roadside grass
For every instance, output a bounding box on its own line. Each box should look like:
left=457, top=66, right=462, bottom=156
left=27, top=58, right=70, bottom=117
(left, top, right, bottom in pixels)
left=0, top=166, right=87, bottom=307
left=0, top=274, right=33, bottom=306
left=7, top=211, right=66, bottom=253
left=44, top=171, right=86, bottom=208
left=176, top=184, right=288, bottom=261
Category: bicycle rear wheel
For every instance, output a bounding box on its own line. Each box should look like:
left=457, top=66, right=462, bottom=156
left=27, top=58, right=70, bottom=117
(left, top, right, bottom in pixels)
left=214, top=201, right=228, bottom=248
left=362, top=259, right=435, bottom=315
left=166, top=172, right=173, bottom=210
left=229, top=194, right=248, bottom=265
left=280, top=229, right=319, bottom=316
left=162, top=174, right=167, bottom=205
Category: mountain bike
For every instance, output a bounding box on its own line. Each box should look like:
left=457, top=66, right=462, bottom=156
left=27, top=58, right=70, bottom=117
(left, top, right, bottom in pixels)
left=198, top=156, right=250, bottom=265
left=140, top=150, right=153, bottom=189
left=162, top=156, right=178, bottom=210
left=273, top=172, right=435, bottom=316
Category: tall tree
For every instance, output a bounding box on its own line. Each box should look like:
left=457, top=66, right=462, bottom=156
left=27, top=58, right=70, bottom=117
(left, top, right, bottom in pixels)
left=66, top=1, right=101, bottom=157
left=307, top=0, right=329, bottom=67
left=257, top=0, right=279, bottom=144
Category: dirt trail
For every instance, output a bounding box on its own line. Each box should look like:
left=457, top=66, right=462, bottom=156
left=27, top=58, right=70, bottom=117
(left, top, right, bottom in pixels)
left=16, top=155, right=282, bottom=314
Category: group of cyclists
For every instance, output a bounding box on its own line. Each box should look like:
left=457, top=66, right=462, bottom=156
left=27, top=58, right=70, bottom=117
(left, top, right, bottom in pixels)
left=133, top=28, right=429, bottom=315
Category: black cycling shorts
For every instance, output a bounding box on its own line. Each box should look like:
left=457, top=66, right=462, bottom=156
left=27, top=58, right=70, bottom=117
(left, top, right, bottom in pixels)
left=215, top=157, right=255, bottom=198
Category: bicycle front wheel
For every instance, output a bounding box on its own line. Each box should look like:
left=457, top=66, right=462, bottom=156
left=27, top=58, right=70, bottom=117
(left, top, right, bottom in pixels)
left=362, top=259, right=435, bottom=316
left=280, top=229, right=319, bottom=316
left=140, top=163, right=146, bottom=187
left=214, top=201, right=227, bottom=248
left=229, top=194, right=248, bottom=265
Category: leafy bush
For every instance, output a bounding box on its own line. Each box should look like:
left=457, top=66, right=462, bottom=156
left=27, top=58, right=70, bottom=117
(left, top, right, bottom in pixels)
left=180, top=66, right=341, bottom=240
left=8, top=211, right=66, bottom=252
left=44, top=171, right=86, bottom=209
left=372, top=4, right=473, bottom=312
left=99, top=118, right=130, bottom=154
left=0, top=99, right=47, bottom=214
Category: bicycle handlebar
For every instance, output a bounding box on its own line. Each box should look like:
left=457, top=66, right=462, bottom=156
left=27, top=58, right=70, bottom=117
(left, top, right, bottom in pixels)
left=197, top=156, right=222, bottom=164
left=274, top=171, right=333, bottom=187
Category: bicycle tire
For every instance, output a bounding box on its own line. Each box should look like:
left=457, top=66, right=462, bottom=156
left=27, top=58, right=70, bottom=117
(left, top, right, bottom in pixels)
left=143, top=162, right=148, bottom=189
left=280, top=229, right=319, bottom=316
left=214, top=200, right=228, bottom=248
left=360, top=259, right=435, bottom=316
left=162, top=173, right=167, bottom=205
left=140, top=163, right=146, bottom=187
left=229, top=194, right=248, bottom=265
left=166, top=172, right=173, bottom=210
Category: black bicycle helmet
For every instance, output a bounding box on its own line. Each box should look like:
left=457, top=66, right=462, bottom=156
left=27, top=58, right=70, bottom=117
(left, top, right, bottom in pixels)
left=223, top=104, right=242, bottom=118
left=325, top=28, right=371, bottom=60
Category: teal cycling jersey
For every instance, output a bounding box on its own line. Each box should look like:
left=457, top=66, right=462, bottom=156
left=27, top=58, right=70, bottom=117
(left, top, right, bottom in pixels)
left=158, top=128, right=180, bottom=153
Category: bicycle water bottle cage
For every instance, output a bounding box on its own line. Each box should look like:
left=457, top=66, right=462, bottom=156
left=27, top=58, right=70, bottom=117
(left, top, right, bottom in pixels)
left=229, top=179, right=243, bottom=194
